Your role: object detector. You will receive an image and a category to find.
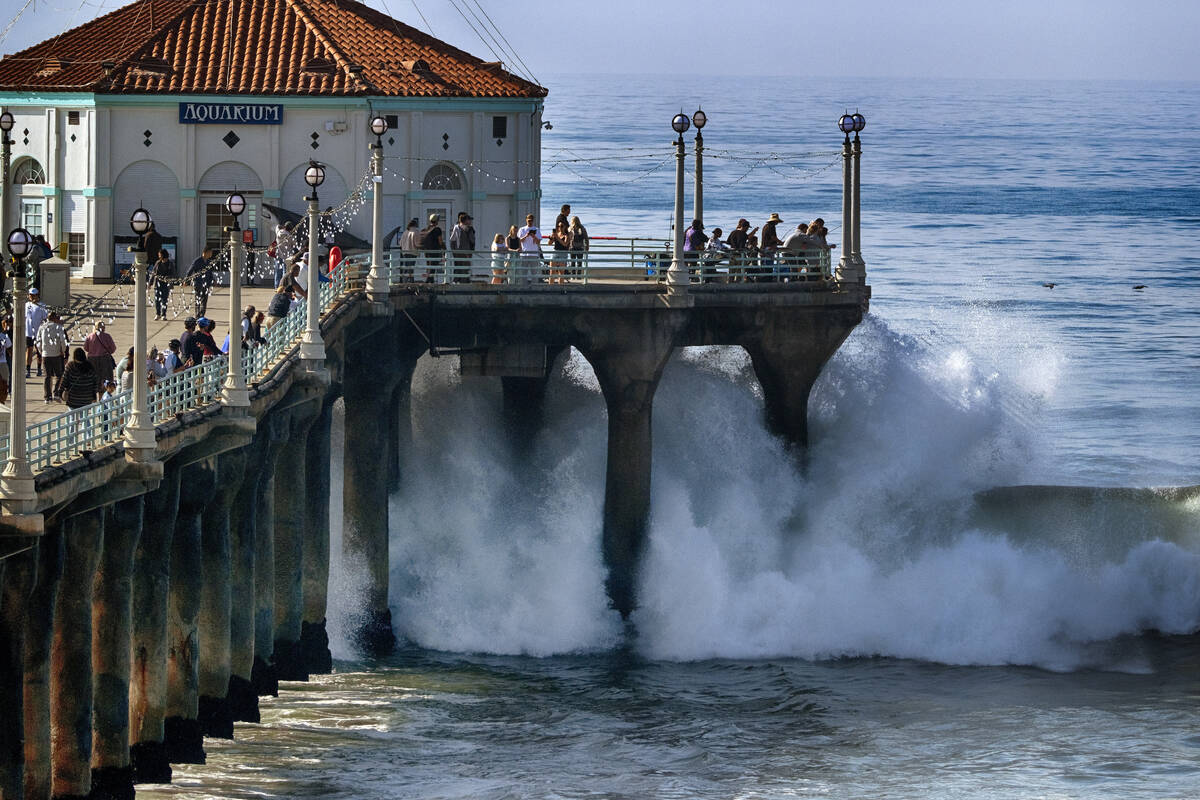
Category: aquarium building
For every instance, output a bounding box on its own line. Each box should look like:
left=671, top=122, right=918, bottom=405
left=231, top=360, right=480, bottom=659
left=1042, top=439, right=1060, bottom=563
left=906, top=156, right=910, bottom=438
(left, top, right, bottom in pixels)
left=0, top=0, right=547, bottom=280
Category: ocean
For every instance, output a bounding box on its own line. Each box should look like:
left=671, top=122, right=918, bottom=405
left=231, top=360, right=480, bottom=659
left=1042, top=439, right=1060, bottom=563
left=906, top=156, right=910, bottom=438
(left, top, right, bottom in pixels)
left=142, top=75, right=1200, bottom=799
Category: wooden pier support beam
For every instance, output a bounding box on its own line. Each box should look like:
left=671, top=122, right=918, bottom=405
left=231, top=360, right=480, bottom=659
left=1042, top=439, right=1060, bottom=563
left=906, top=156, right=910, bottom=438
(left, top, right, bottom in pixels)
left=50, top=509, right=104, bottom=800
left=252, top=412, right=289, bottom=699
left=129, top=462, right=180, bottom=784
left=301, top=393, right=337, bottom=675
left=198, top=448, right=247, bottom=740
left=581, top=332, right=678, bottom=619
left=91, top=496, right=143, bottom=800
left=164, top=458, right=216, bottom=765
left=2, top=539, right=41, bottom=800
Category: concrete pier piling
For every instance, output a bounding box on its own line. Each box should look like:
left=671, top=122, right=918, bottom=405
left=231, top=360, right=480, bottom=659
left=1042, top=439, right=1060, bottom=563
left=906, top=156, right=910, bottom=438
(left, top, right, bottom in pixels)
left=198, top=448, right=248, bottom=739
left=51, top=509, right=104, bottom=800
left=341, top=331, right=417, bottom=656
left=129, top=462, right=180, bottom=784
left=91, top=497, right=144, bottom=800
left=583, top=333, right=678, bottom=619
left=252, top=411, right=290, bottom=699
left=301, top=394, right=337, bottom=675
left=228, top=431, right=268, bottom=722
left=164, top=458, right=217, bottom=765
left=2, top=541, right=39, bottom=800
left=273, top=402, right=319, bottom=681
left=24, top=529, right=63, bottom=800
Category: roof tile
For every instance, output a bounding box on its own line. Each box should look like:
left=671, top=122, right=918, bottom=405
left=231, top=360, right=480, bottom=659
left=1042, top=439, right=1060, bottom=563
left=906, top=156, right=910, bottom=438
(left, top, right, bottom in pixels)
left=0, top=0, right=546, bottom=98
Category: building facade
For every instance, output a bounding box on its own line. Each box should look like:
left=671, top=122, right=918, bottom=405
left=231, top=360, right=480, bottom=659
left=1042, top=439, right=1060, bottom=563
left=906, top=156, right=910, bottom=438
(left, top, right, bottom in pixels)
left=0, top=0, right=546, bottom=280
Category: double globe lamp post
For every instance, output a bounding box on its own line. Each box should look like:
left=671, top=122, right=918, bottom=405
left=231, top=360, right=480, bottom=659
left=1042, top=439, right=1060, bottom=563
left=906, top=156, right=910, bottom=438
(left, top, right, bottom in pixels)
left=125, top=207, right=156, bottom=457
left=0, top=110, right=13, bottom=235
left=837, top=111, right=866, bottom=282
left=667, top=108, right=707, bottom=297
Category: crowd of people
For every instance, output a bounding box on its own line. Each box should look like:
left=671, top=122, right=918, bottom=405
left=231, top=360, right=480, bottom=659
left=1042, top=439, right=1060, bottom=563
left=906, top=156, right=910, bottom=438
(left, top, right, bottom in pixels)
left=682, top=214, right=835, bottom=280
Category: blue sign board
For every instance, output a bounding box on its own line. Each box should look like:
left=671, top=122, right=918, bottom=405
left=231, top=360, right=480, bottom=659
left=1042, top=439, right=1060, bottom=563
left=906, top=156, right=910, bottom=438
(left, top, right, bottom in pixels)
left=179, top=102, right=283, bottom=124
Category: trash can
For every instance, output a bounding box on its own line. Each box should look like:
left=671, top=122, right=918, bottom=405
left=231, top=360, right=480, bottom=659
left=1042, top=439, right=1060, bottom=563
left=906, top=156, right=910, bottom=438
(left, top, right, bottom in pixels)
left=39, top=255, right=71, bottom=308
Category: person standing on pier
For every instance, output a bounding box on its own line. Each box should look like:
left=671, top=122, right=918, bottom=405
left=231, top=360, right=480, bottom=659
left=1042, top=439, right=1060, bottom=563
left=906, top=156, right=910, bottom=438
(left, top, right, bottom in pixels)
left=449, top=212, right=476, bottom=283
left=24, top=286, right=48, bottom=378
left=36, top=311, right=69, bottom=402
left=0, top=319, right=11, bottom=405
left=761, top=214, right=784, bottom=280
left=83, top=319, right=116, bottom=388
left=569, top=216, right=589, bottom=277
left=420, top=214, right=445, bottom=280
left=399, top=218, right=420, bottom=280
left=517, top=214, right=541, bottom=282
left=186, top=248, right=215, bottom=316
left=150, top=248, right=174, bottom=320
left=59, top=347, right=100, bottom=409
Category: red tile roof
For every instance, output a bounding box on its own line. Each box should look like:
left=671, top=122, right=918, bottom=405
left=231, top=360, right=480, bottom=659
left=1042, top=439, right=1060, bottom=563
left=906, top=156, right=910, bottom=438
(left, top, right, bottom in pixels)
left=0, top=0, right=546, bottom=98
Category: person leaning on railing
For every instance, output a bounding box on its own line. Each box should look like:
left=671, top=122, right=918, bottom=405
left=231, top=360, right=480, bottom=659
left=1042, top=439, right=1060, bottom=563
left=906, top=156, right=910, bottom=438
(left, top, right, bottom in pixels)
left=419, top=214, right=445, bottom=281
left=265, top=285, right=294, bottom=329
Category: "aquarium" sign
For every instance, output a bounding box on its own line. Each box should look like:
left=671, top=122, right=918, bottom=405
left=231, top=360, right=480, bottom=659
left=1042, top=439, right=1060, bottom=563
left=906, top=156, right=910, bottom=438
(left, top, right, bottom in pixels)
left=178, top=102, right=283, bottom=124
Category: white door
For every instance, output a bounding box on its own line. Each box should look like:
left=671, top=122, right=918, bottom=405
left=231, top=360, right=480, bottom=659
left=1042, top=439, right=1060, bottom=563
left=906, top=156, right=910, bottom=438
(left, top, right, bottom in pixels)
left=21, top=199, right=45, bottom=236
left=421, top=202, right=452, bottom=233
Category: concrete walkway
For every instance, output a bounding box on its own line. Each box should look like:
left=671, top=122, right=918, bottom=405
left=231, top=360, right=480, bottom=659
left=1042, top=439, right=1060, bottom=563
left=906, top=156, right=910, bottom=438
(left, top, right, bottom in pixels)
left=18, top=281, right=279, bottom=426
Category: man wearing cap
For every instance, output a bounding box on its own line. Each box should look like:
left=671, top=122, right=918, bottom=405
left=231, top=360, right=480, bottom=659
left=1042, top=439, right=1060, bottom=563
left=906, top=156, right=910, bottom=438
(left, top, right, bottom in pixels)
left=516, top=214, right=541, bottom=283
left=419, top=213, right=445, bottom=277
left=184, top=317, right=218, bottom=365
left=449, top=211, right=476, bottom=283
left=24, top=286, right=49, bottom=378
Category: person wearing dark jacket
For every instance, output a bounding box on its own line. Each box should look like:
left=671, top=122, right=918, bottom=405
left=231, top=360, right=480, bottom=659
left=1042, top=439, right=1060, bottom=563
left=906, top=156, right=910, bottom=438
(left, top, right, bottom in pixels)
left=149, top=249, right=174, bottom=320
left=59, top=347, right=100, bottom=408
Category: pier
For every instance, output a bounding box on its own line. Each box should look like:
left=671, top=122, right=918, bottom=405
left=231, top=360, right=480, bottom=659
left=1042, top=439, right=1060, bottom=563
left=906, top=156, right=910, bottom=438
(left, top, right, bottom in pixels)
left=0, top=133, right=869, bottom=800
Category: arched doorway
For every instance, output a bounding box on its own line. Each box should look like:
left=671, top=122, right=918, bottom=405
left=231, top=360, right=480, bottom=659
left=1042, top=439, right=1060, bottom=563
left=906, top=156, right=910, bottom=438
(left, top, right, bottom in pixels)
left=419, top=161, right=466, bottom=233
left=198, top=161, right=265, bottom=252
left=113, top=160, right=180, bottom=279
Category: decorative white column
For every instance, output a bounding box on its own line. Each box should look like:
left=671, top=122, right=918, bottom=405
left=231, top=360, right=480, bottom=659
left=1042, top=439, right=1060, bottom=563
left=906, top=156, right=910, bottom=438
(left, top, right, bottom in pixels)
left=666, top=118, right=689, bottom=297
left=299, top=194, right=325, bottom=363
left=835, top=132, right=857, bottom=283
left=222, top=228, right=249, bottom=408
left=1, top=256, right=36, bottom=511
left=124, top=247, right=156, bottom=458
left=366, top=143, right=387, bottom=299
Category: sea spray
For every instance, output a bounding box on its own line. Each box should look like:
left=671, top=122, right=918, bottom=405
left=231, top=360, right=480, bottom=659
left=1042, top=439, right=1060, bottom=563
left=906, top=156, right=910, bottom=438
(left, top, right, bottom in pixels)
left=327, top=322, right=1199, bottom=669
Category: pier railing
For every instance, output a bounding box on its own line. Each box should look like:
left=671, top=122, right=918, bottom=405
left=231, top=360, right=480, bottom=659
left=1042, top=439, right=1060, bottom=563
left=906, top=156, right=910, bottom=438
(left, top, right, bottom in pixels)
left=354, top=238, right=833, bottom=286
left=0, top=237, right=826, bottom=478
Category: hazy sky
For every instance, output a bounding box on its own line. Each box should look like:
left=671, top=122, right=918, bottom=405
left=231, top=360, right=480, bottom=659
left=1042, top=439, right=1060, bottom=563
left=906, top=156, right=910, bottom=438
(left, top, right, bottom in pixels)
left=4, top=0, right=1198, bottom=82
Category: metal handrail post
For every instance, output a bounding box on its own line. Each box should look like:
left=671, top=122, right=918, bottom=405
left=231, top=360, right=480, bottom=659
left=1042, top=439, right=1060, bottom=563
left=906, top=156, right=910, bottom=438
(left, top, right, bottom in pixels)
left=299, top=193, right=325, bottom=363
left=222, top=228, right=250, bottom=408
left=366, top=143, right=388, bottom=300
left=1, top=258, right=36, bottom=510
left=124, top=248, right=156, bottom=458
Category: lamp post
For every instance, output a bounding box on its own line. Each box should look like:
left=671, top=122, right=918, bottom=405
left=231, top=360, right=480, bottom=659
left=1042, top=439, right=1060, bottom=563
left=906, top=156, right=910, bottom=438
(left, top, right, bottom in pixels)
left=124, top=207, right=156, bottom=458
left=366, top=115, right=388, bottom=299
left=692, top=108, right=706, bottom=228
left=850, top=112, right=866, bottom=274
left=667, top=112, right=690, bottom=295
left=299, top=160, right=326, bottom=363
left=0, top=110, right=13, bottom=237
left=222, top=191, right=250, bottom=408
left=835, top=113, right=857, bottom=283
left=1, top=227, right=36, bottom=509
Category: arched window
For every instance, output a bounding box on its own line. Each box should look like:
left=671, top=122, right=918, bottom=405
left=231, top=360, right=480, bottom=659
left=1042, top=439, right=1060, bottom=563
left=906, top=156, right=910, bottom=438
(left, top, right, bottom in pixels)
left=12, top=158, right=46, bottom=185
left=422, top=163, right=462, bottom=191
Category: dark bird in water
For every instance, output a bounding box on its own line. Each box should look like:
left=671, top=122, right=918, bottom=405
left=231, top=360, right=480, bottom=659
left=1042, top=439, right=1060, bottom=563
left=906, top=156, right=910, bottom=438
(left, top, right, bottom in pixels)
left=1133, top=285, right=1146, bottom=290
left=1042, top=282, right=1057, bottom=288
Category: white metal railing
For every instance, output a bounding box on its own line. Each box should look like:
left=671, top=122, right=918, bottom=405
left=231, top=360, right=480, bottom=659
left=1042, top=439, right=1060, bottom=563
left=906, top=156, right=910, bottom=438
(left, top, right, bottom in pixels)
left=364, top=237, right=834, bottom=287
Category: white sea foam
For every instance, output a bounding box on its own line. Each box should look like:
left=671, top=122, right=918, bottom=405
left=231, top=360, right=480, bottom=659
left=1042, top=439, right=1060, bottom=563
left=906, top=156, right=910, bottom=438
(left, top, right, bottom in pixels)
left=328, top=319, right=1200, bottom=670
